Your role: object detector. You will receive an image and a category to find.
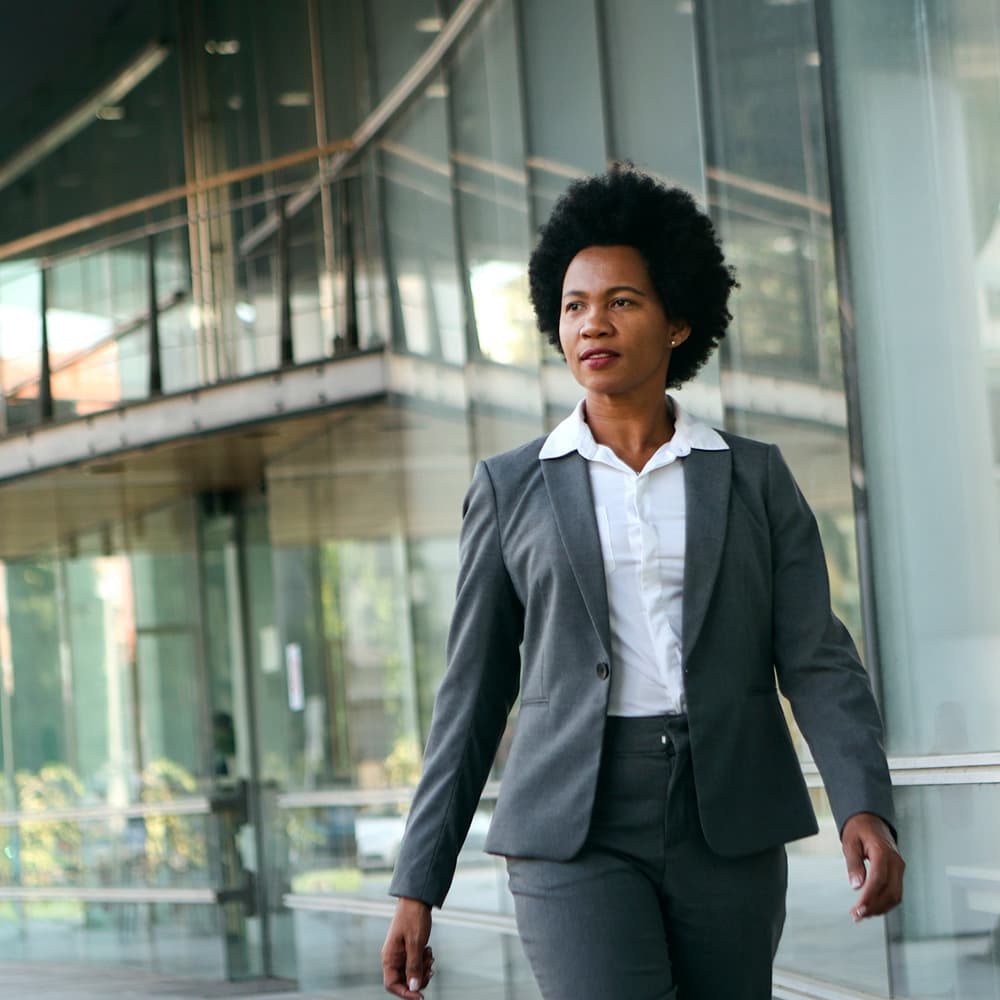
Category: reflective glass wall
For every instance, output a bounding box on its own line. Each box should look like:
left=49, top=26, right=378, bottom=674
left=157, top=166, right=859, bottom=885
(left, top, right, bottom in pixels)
left=824, top=3, right=1000, bottom=996
left=0, top=505, right=230, bottom=977
left=1, top=0, right=999, bottom=997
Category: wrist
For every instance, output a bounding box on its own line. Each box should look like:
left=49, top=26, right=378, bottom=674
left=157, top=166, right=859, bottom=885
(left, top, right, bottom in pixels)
left=397, top=895, right=431, bottom=911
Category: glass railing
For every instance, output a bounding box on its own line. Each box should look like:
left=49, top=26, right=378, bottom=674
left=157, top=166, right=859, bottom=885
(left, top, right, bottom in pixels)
left=0, top=154, right=383, bottom=438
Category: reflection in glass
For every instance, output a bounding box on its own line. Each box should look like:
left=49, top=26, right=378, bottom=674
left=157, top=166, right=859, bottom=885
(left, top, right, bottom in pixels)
left=891, top=784, right=1000, bottom=999
left=827, top=0, right=1000, bottom=758
left=379, top=84, right=466, bottom=364
left=776, top=787, right=891, bottom=995
left=449, top=0, right=535, bottom=367
left=257, top=401, right=475, bottom=981
left=0, top=264, right=43, bottom=429
left=0, top=899, right=225, bottom=977
left=599, top=0, right=705, bottom=194
left=517, top=0, right=607, bottom=222
left=291, top=909, right=540, bottom=997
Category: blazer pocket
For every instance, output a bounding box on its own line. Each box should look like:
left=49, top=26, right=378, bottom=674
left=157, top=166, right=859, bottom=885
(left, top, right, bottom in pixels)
left=595, top=505, right=616, bottom=574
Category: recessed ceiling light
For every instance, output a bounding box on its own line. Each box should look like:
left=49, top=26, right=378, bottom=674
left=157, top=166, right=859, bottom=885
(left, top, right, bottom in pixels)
left=804, top=51, right=821, bottom=67
left=205, top=39, right=240, bottom=55
left=96, top=106, right=126, bottom=121
left=277, top=91, right=312, bottom=107
left=415, top=17, right=444, bottom=32
left=235, top=301, right=256, bottom=323
left=425, top=82, right=449, bottom=99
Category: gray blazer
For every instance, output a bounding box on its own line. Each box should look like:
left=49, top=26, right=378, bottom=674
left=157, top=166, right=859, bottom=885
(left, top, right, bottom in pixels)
left=389, top=430, right=895, bottom=908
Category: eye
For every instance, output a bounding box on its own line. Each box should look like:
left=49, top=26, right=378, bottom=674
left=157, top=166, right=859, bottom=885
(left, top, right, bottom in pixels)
left=610, top=297, right=633, bottom=308
left=564, top=301, right=583, bottom=313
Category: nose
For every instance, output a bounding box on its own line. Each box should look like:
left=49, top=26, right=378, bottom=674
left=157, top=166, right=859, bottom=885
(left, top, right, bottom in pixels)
left=579, top=308, right=610, bottom=338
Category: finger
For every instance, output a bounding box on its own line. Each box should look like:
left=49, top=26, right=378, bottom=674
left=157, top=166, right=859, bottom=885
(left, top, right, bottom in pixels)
left=853, top=874, right=884, bottom=919
left=851, top=846, right=887, bottom=919
left=384, top=986, right=415, bottom=998
left=382, top=946, right=405, bottom=988
left=842, top=833, right=867, bottom=892
left=383, top=943, right=422, bottom=997
left=385, top=975, right=423, bottom=1000
left=405, top=947, right=426, bottom=997
left=856, top=857, right=905, bottom=918
left=382, top=961, right=419, bottom=999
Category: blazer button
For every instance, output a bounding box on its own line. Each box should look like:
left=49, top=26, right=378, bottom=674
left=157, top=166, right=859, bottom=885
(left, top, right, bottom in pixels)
left=596, top=661, right=610, bottom=681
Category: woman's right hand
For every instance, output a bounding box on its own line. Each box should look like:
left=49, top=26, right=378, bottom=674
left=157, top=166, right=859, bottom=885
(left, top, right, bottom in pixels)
left=381, top=896, right=434, bottom=997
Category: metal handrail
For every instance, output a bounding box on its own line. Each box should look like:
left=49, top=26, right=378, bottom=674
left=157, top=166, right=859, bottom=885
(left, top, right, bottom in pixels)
left=5, top=289, right=187, bottom=396
left=283, top=893, right=519, bottom=935
left=36, top=176, right=313, bottom=271
left=0, top=138, right=353, bottom=264
left=237, top=0, right=493, bottom=256
left=0, top=795, right=212, bottom=827
left=0, top=886, right=218, bottom=905
left=276, top=781, right=501, bottom=811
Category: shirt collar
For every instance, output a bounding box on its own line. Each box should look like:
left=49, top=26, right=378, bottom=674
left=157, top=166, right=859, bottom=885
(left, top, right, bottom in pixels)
left=539, top=396, right=729, bottom=461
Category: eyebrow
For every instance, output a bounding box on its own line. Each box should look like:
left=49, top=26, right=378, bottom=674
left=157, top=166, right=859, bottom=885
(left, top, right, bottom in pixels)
left=562, top=284, right=648, bottom=299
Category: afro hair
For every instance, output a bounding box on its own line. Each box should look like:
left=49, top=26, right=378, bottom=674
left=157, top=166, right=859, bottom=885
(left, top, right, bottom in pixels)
left=528, top=164, right=737, bottom=388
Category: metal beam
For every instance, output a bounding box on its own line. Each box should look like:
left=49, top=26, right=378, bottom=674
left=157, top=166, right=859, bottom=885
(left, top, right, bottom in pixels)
left=238, top=0, right=493, bottom=257
left=0, top=43, right=171, bottom=195
left=0, top=351, right=387, bottom=482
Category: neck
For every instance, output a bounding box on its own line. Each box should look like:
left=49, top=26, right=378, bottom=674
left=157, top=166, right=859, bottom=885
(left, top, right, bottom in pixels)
left=583, top=393, right=675, bottom=472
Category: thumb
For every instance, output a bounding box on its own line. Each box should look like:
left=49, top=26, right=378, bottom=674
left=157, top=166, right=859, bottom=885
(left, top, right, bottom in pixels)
left=843, top=834, right=866, bottom=890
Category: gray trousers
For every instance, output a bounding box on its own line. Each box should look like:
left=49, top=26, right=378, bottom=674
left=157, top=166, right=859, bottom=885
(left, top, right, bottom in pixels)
left=506, top=714, right=787, bottom=1000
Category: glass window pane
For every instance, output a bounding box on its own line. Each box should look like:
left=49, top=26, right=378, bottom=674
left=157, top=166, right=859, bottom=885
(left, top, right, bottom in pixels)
left=380, top=85, right=466, bottom=363
left=777, top=788, right=891, bottom=993
left=0, top=264, right=43, bottom=430
left=517, top=0, right=607, bottom=220
left=698, top=0, right=867, bottom=676
left=828, top=0, right=1000, bottom=757
left=450, top=0, right=536, bottom=368
left=257, top=400, right=488, bottom=985
left=891, top=783, right=1000, bottom=997
left=599, top=0, right=705, bottom=192
left=367, top=0, right=442, bottom=102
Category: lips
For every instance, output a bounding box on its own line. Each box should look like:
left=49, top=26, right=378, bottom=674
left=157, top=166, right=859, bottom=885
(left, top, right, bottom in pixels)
left=579, top=348, right=620, bottom=361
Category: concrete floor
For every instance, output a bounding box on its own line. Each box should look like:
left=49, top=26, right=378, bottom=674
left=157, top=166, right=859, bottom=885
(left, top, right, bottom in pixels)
left=0, top=963, right=327, bottom=1000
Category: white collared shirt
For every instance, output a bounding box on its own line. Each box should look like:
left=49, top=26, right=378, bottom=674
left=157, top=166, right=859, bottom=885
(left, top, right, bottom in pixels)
left=539, top=397, right=729, bottom=716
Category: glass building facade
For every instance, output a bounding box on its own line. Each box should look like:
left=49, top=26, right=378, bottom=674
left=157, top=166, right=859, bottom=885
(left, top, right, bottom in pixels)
left=0, top=1, right=998, bottom=997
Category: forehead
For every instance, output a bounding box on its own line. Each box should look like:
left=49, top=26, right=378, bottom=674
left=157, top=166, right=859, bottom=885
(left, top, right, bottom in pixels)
left=561, top=245, right=651, bottom=290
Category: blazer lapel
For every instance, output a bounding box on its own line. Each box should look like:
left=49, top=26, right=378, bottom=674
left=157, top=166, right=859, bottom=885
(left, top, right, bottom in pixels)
left=683, top=447, right=732, bottom=664
left=540, top=453, right=612, bottom=660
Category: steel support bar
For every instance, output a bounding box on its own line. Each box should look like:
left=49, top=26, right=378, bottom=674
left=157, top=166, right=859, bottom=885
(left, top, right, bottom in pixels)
left=147, top=234, right=163, bottom=395
left=277, top=197, right=294, bottom=365
left=39, top=268, right=53, bottom=422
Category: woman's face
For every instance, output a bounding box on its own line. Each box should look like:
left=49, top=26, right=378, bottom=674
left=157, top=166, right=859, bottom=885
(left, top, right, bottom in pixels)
left=558, top=245, right=689, bottom=403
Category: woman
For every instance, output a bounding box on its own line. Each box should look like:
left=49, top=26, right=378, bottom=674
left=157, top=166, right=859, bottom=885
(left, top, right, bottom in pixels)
left=381, top=165, right=903, bottom=999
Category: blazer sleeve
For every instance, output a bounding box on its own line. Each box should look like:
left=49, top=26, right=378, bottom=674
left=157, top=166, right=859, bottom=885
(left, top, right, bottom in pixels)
left=766, top=445, right=897, bottom=836
left=388, top=460, right=524, bottom=907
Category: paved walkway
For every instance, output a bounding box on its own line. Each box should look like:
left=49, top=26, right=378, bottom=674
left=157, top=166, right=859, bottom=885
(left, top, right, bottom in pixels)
left=0, top=963, right=340, bottom=999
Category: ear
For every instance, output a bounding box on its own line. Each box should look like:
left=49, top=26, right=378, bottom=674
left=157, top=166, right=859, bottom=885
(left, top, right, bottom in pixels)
left=668, top=322, right=691, bottom=348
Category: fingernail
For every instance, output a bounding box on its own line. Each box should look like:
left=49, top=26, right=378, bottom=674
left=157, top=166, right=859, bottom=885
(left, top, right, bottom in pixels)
left=850, top=874, right=863, bottom=889
left=854, top=906, right=866, bottom=921
left=409, top=978, right=421, bottom=992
